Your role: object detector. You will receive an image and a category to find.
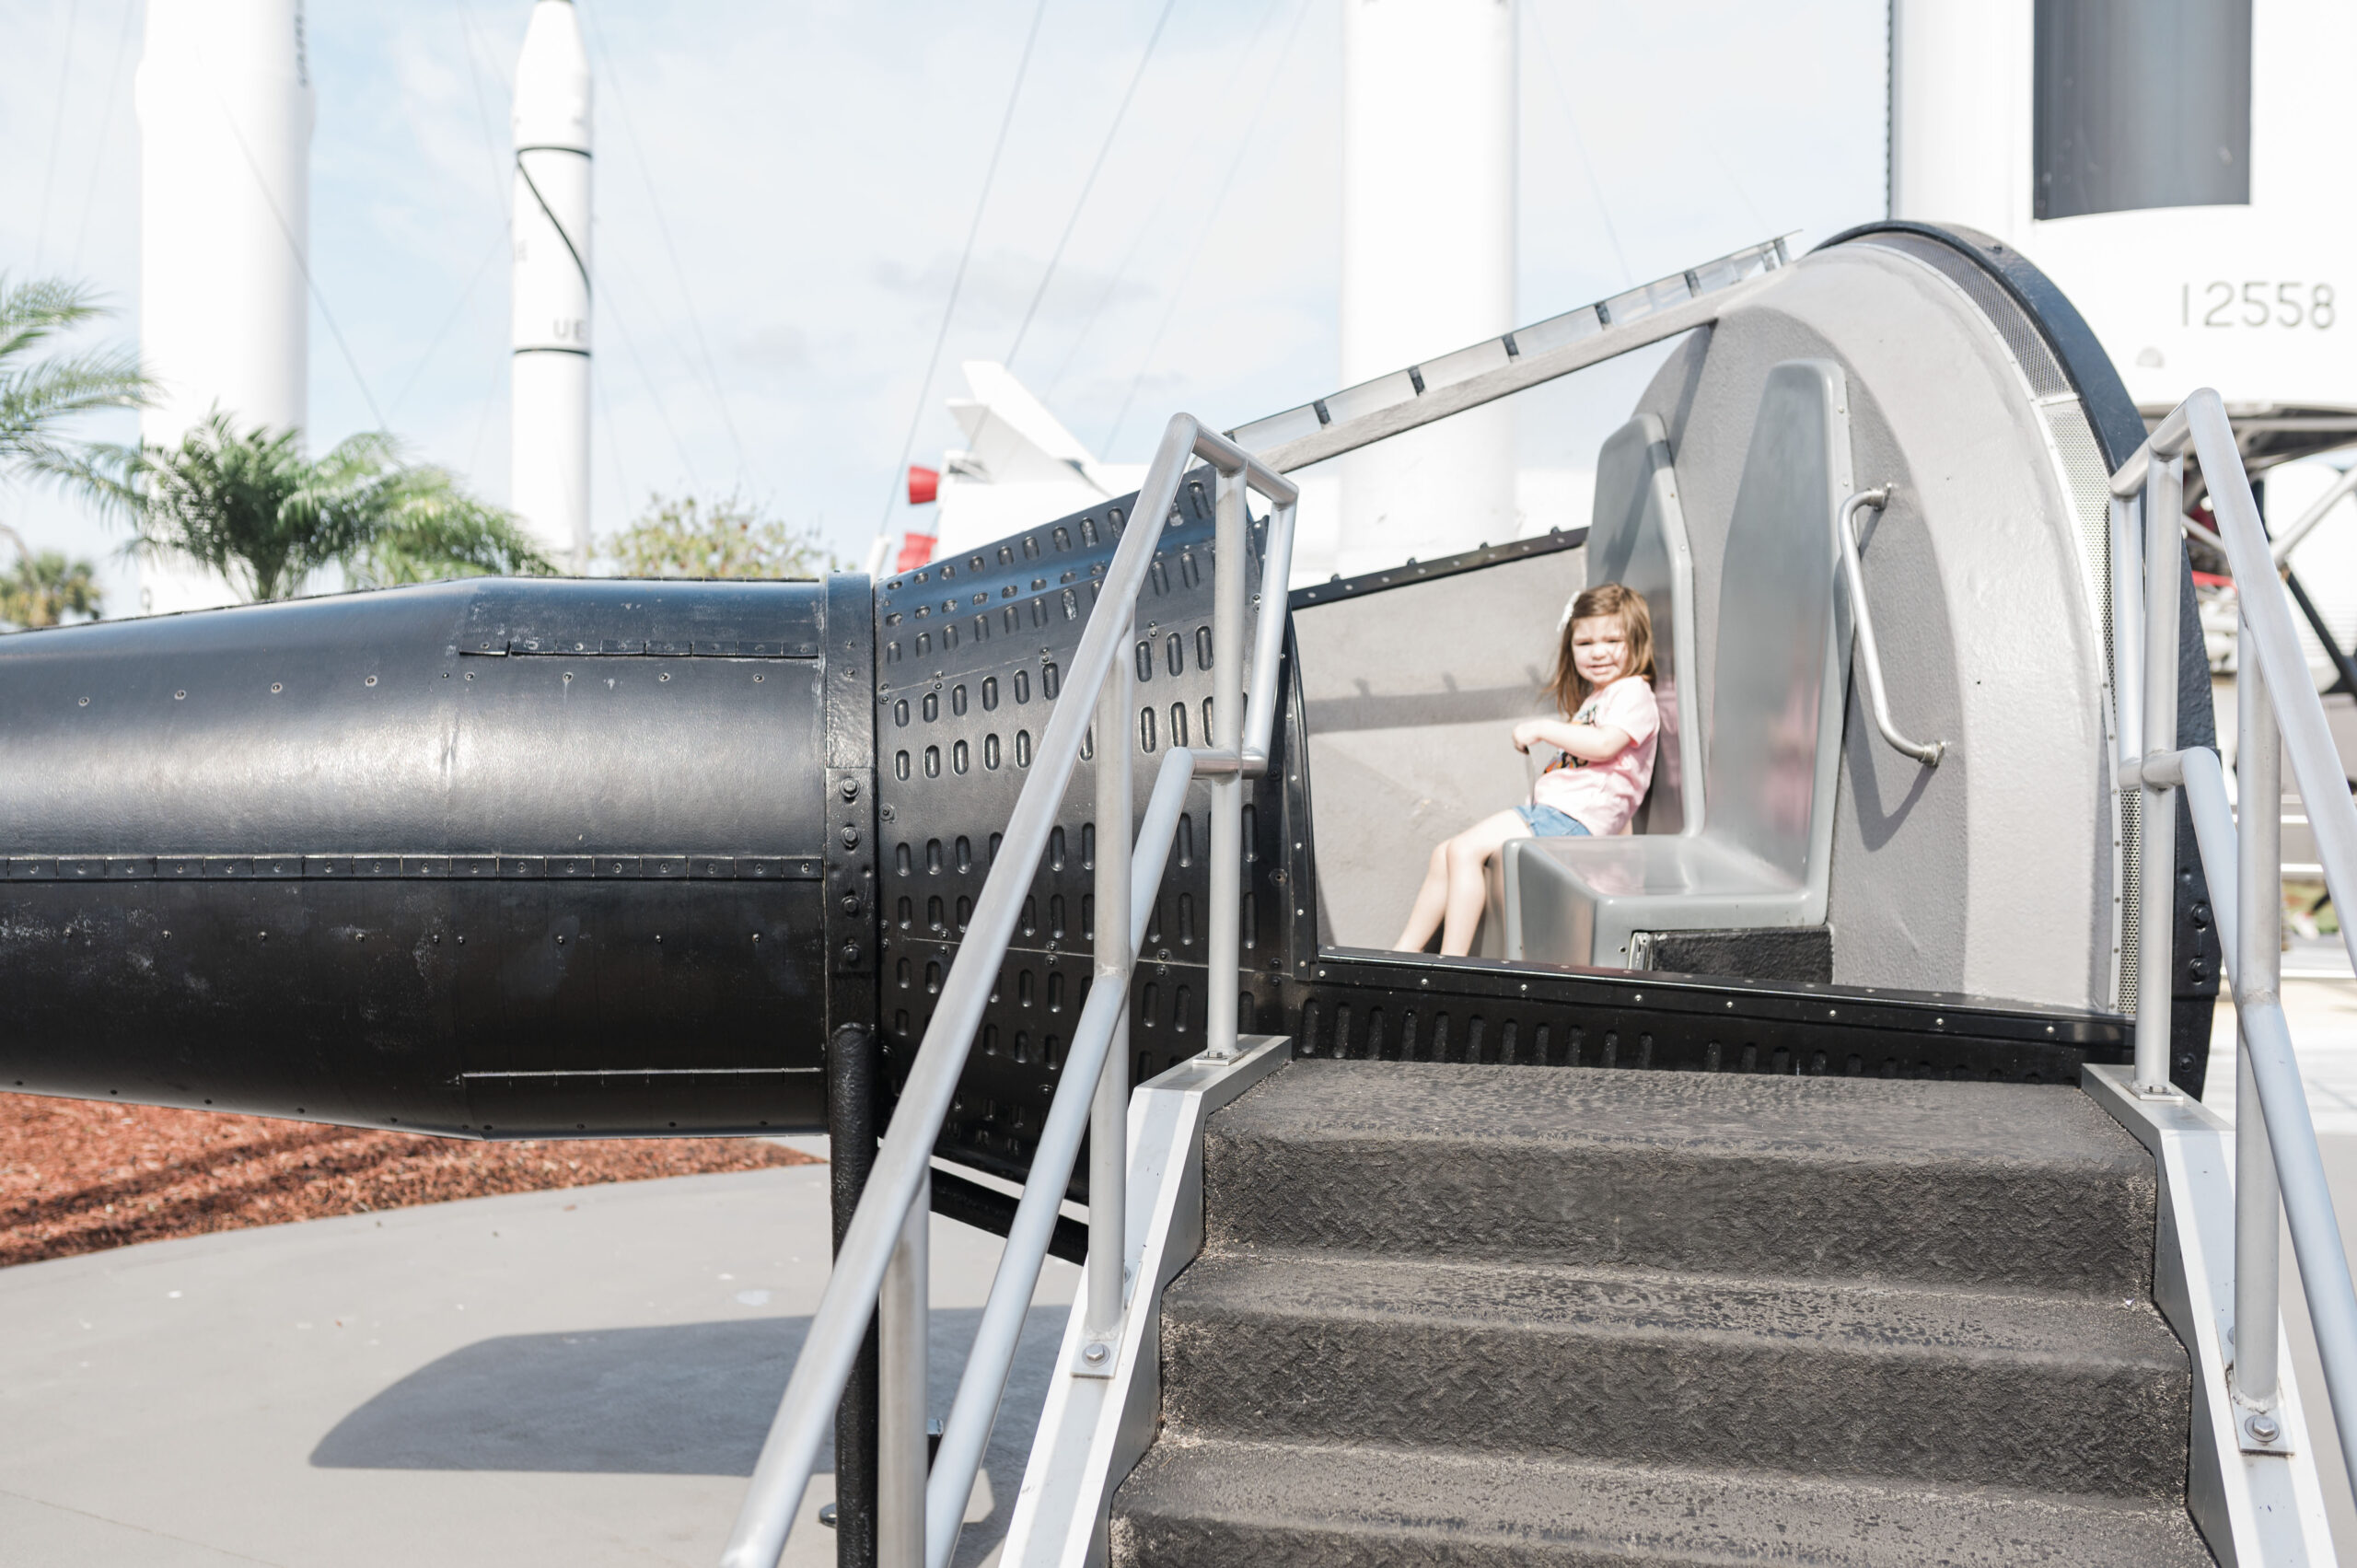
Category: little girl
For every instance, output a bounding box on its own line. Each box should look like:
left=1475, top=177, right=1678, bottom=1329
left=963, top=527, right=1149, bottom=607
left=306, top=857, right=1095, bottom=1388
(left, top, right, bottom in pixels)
left=1393, top=582, right=1660, bottom=956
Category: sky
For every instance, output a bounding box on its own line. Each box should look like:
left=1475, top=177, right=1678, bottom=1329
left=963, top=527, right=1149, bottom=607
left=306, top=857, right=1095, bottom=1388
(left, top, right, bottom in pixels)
left=0, top=0, right=1887, bottom=608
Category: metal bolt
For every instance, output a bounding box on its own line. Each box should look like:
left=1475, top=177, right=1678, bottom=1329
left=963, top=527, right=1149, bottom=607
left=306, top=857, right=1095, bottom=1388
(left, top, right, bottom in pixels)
left=841, top=825, right=861, bottom=848
left=2250, top=1413, right=2282, bottom=1444
left=1082, top=1342, right=1110, bottom=1365
left=841, top=895, right=860, bottom=914
left=842, top=777, right=860, bottom=800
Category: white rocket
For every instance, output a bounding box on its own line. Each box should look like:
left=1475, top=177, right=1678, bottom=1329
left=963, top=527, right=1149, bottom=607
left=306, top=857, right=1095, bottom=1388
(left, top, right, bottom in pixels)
left=1890, top=0, right=2357, bottom=687
left=510, top=0, right=594, bottom=574
left=1888, top=0, right=2357, bottom=415
left=135, top=0, right=315, bottom=614
left=1336, top=0, right=1517, bottom=577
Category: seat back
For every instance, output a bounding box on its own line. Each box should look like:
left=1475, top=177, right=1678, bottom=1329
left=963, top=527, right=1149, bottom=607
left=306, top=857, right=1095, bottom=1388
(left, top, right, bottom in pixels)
left=1585, top=413, right=1701, bottom=835
left=1698, top=359, right=1854, bottom=886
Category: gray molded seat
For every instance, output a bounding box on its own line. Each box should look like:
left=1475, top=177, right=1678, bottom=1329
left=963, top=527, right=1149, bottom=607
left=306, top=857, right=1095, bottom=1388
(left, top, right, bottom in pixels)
left=1504, top=359, right=1854, bottom=967
left=1585, top=412, right=1701, bottom=836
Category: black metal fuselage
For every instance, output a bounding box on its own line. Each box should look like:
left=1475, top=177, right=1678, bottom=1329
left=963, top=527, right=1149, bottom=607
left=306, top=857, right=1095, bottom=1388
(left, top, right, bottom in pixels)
left=0, top=475, right=2143, bottom=1179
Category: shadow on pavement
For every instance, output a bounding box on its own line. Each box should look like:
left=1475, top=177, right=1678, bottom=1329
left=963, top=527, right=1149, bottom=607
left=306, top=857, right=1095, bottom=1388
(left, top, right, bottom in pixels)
left=311, top=1304, right=1064, bottom=1480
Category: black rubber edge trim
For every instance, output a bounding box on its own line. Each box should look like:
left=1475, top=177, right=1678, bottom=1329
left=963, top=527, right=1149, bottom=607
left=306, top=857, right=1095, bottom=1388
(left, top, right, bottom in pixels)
left=1288, top=528, right=1589, bottom=610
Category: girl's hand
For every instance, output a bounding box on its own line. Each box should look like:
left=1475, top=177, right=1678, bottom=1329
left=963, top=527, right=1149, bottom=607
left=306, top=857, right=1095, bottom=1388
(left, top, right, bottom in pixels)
left=1512, top=720, right=1543, bottom=753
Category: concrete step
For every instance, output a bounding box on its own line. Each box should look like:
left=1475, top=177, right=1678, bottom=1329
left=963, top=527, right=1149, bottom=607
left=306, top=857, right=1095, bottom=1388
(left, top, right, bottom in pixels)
left=1110, top=1436, right=2215, bottom=1568
left=1158, top=1250, right=2189, bottom=1499
left=1204, top=1061, right=2155, bottom=1295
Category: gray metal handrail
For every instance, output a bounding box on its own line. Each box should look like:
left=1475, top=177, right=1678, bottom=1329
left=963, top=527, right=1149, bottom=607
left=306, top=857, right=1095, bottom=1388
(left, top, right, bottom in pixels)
left=1835, top=486, right=1945, bottom=767
left=2108, top=386, right=2357, bottom=1492
left=2268, top=461, right=2357, bottom=565
left=719, top=414, right=1296, bottom=1568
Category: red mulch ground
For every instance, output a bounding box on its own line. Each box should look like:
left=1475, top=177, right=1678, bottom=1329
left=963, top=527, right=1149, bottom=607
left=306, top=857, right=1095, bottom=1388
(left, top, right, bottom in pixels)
left=0, top=1093, right=819, bottom=1269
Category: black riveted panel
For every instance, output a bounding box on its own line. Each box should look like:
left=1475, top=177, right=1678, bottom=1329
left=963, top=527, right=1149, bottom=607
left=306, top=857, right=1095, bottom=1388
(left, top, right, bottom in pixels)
left=824, top=569, right=881, bottom=1037
left=874, top=473, right=1295, bottom=1195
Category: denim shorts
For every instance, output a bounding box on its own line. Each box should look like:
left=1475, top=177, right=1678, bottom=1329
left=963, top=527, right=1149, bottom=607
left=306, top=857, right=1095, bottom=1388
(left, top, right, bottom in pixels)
left=1516, top=805, right=1592, bottom=838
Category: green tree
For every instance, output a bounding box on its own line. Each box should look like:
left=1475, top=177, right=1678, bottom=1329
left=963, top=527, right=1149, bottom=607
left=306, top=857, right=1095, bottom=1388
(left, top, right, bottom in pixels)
left=0, top=275, right=148, bottom=515
left=604, top=493, right=836, bottom=579
left=0, top=538, right=102, bottom=629
left=110, top=414, right=551, bottom=602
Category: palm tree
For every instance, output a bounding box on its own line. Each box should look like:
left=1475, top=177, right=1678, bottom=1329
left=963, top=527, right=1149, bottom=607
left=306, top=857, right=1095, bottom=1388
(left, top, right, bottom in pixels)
left=0, top=545, right=102, bottom=629
left=110, top=414, right=552, bottom=601
left=0, top=276, right=148, bottom=514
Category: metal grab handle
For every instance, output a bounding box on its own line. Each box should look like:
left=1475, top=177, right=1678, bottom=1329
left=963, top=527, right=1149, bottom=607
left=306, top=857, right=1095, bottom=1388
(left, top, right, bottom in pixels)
left=1836, top=487, right=1945, bottom=768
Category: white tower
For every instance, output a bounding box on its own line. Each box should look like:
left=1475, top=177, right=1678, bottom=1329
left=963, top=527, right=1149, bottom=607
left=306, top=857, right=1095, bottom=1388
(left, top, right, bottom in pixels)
left=510, top=0, right=594, bottom=574
left=1338, top=0, right=1517, bottom=576
left=134, top=0, right=314, bottom=613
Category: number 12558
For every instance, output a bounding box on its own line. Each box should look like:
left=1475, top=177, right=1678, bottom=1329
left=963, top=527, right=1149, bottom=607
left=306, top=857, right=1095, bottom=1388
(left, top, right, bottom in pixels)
left=2183, top=282, right=2337, bottom=329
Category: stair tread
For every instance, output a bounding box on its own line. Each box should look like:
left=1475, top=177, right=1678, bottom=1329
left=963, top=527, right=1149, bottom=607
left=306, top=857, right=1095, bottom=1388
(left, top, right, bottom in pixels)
left=1111, top=1436, right=2215, bottom=1568
left=1203, top=1062, right=2157, bottom=1295
left=1158, top=1250, right=2189, bottom=1498
left=1214, top=1061, right=2147, bottom=1174
left=1167, top=1250, right=2184, bottom=1368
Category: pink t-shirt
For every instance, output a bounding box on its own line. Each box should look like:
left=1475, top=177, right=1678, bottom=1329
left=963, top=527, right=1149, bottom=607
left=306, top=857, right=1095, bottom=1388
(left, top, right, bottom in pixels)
left=1528, top=676, right=1660, bottom=836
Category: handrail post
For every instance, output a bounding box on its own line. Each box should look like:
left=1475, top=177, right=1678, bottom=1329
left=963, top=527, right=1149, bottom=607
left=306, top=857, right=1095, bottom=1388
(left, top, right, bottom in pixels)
left=2136, top=454, right=2183, bottom=1094
left=1083, top=618, right=1135, bottom=1368
left=2234, top=615, right=2285, bottom=1442
left=877, top=1171, right=930, bottom=1568
left=827, top=1022, right=880, bottom=1568
left=721, top=415, right=1306, bottom=1568
left=1206, top=465, right=1248, bottom=1059
left=2110, top=492, right=2144, bottom=768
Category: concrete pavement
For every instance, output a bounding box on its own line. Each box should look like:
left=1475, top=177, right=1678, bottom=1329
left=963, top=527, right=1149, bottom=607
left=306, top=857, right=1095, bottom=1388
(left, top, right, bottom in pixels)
left=0, top=1160, right=1074, bottom=1568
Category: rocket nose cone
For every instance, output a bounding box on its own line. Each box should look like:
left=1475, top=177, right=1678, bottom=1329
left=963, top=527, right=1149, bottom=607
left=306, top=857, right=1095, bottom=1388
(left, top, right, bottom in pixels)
left=513, top=0, right=592, bottom=151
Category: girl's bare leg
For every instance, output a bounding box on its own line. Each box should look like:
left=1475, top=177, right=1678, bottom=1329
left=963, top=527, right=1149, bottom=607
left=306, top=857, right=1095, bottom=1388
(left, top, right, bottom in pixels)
left=1440, top=810, right=1533, bottom=956
left=1394, top=841, right=1452, bottom=951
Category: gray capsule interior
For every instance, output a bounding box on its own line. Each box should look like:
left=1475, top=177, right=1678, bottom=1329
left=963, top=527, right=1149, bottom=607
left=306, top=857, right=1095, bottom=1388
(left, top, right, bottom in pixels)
left=1295, top=233, right=2143, bottom=1016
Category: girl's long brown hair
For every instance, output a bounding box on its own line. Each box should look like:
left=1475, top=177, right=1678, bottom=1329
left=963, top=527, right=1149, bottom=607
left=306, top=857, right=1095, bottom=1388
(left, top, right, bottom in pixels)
left=1548, top=582, right=1655, bottom=714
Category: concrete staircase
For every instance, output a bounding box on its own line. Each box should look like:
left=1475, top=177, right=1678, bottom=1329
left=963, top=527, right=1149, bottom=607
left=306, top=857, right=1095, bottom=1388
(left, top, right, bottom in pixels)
left=1109, top=1060, right=2214, bottom=1566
